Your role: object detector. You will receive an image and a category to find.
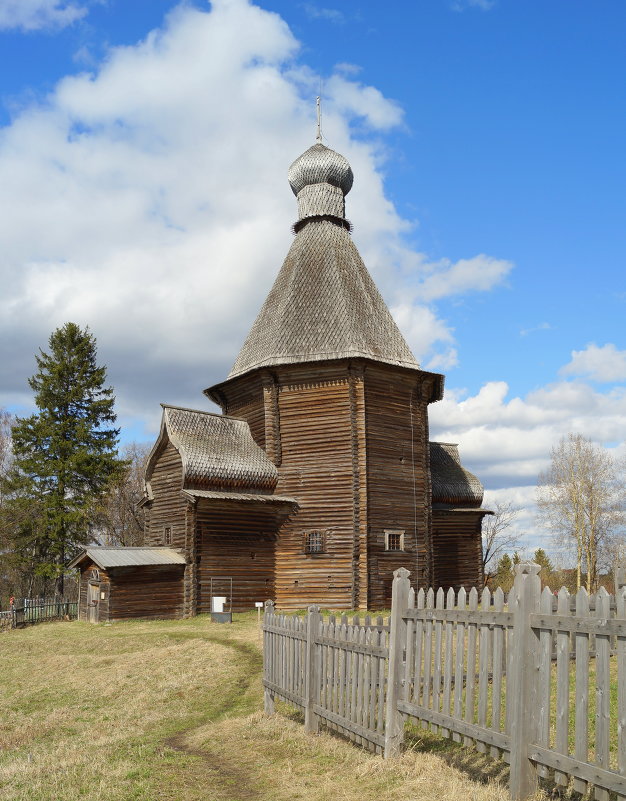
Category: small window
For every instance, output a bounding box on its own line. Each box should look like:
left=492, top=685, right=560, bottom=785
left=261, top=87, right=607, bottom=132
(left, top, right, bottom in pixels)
left=164, top=526, right=172, bottom=545
left=89, top=568, right=100, bottom=582
left=385, top=529, right=405, bottom=551
left=304, top=530, right=325, bottom=554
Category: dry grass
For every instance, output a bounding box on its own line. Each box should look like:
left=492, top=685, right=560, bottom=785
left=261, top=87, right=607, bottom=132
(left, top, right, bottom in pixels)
left=0, top=615, right=548, bottom=801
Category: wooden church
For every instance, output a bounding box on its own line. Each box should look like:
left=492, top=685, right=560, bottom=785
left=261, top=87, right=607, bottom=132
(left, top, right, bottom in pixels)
left=72, top=139, right=488, bottom=620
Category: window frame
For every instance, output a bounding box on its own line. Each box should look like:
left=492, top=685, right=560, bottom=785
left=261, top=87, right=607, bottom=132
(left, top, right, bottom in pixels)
left=303, top=529, right=326, bottom=555
left=384, top=529, right=405, bottom=552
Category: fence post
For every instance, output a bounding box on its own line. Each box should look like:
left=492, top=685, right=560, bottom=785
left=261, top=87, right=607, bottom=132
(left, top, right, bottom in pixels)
left=384, top=567, right=411, bottom=758
left=305, top=605, right=321, bottom=734
left=508, top=562, right=541, bottom=800
left=263, top=600, right=275, bottom=715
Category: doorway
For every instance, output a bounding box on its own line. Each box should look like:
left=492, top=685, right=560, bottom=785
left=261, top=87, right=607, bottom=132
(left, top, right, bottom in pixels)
left=87, top=582, right=99, bottom=623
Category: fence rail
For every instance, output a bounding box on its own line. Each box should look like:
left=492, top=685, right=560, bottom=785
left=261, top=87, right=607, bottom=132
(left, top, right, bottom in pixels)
left=263, top=563, right=626, bottom=801
left=0, top=599, right=78, bottom=630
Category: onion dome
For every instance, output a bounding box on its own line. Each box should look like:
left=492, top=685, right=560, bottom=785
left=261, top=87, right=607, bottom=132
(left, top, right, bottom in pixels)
left=287, top=143, right=354, bottom=223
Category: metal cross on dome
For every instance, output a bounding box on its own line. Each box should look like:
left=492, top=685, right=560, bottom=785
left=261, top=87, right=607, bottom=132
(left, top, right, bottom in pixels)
left=316, top=95, right=322, bottom=143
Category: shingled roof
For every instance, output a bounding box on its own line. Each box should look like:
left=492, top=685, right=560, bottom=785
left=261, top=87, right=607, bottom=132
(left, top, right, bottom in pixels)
left=226, top=142, right=420, bottom=381
left=146, top=405, right=278, bottom=493
left=429, top=442, right=484, bottom=508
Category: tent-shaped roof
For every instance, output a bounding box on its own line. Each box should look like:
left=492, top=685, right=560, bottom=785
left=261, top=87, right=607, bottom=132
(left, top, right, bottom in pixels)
left=227, top=221, right=420, bottom=380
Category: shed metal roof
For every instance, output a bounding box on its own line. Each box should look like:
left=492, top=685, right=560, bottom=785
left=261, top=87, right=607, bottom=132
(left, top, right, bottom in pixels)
left=68, top=547, right=187, bottom=569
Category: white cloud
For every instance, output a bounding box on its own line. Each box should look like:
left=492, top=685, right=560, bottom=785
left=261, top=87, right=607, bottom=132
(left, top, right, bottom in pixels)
left=1, top=0, right=509, bottom=430
left=520, top=321, right=552, bottom=337
left=430, top=377, right=626, bottom=559
left=0, top=0, right=87, bottom=31
left=416, top=254, right=513, bottom=302
left=430, top=379, right=626, bottom=488
left=560, top=343, right=626, bottom=383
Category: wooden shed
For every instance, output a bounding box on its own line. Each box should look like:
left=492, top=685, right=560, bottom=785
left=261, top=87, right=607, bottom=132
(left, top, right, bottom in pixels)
left=69, top=547, right=186, bottom=622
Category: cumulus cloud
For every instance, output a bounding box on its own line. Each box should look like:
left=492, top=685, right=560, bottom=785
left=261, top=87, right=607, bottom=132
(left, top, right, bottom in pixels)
left=1, top=0, right=508, bottom=430
left=414, top=254, right=512, bottom=302
left=560, top=343, right=626, bottom=383
left=430, top=379, right=626, bottom=488
left=0, top=0, right=87, bottom=31
left=430, top=377, right=626, bottom=555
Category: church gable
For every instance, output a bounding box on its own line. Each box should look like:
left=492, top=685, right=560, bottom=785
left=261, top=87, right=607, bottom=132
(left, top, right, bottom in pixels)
left=147, top=404, right=278, bottom=495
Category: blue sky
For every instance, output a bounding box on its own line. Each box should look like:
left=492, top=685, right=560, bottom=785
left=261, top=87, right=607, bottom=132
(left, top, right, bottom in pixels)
left=1, top=0, right=625, bottom=557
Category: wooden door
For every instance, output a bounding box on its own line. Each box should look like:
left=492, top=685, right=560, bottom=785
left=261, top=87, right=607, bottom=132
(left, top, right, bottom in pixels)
left=87, top=583, right=99, bottom=623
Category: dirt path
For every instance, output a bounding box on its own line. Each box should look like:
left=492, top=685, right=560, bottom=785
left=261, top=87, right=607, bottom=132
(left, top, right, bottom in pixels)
left=158, top=628, right=264, bottom=801
left=163, top=731, right=261, bottom=801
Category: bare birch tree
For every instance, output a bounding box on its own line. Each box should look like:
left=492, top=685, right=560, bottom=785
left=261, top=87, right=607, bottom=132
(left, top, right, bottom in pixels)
left=94, top=442, right=151, bottom=546
left=481, top=500, right=521, bottom=584
left=536, top=433, right=624, bottom=592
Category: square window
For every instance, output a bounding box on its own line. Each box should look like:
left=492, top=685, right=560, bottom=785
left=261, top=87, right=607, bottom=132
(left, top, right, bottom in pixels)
left=385, top=529, right=404, bottom=551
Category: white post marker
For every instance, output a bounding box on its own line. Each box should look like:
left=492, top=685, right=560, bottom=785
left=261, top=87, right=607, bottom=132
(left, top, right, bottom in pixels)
left=256, top=601, right=264, bottom=638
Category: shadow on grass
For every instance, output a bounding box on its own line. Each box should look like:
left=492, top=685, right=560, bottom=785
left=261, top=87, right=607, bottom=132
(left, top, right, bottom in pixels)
left=404, top=725, right=509, bottom=786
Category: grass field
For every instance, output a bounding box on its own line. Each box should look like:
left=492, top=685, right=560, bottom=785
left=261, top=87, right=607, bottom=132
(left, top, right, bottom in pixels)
left=0, top=615, right=549, bottom=801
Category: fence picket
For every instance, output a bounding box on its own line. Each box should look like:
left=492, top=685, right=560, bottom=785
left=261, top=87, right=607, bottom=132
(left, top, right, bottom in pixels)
left=505, top=585, right=516, bottom=735
left=464, top=587, right=479, bottom=747
left=376, top=617, right=386, bottom=738
left=574, top=587, right=590, bottom=796
left=555, top=588, right=571, bottom=786
left=413, top=588, right=425, bottom=707
left=491, top=587, right=505, bottom=759
left=432, top=588, right=444, bottom=734
left=441, top=587, right=455, bottom=738
left=403, top=593, right=415, bottom=703
left=476, top=587, right=491, bottom=754
left=536, top=587, right=553, bottom=778
left=422, top=588, right=434, bottom=730
left=617, top=588, right=626, bottom=801
left=453, top=587, right=466, bottom=744
left=594, top=588, right=611, bottom=801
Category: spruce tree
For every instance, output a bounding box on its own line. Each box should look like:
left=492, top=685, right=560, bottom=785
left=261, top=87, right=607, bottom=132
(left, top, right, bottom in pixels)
left=8, top=323, right=125, bottom=595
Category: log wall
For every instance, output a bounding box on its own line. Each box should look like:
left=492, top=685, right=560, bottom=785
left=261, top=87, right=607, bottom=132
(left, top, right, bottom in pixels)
left=144, top=442, right=187, bottom=548
left=431, top=510, right=485, bottom=591
left=107, top=565, right=185, bottom=620
left=273, top=366, right=356, bottom=609
left=195, top=499, right=279, bottom=612
left=364, top=364, right=433, bottom=608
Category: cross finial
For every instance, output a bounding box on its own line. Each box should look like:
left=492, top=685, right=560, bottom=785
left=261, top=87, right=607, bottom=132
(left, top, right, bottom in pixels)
left=316, top=96, right=322, bottom=143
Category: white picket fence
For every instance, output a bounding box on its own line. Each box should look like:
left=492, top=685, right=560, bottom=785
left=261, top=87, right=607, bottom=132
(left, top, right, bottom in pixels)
left=263, top=562, right=626, bottom=801
left=263, top=607, right=390, bottom=751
